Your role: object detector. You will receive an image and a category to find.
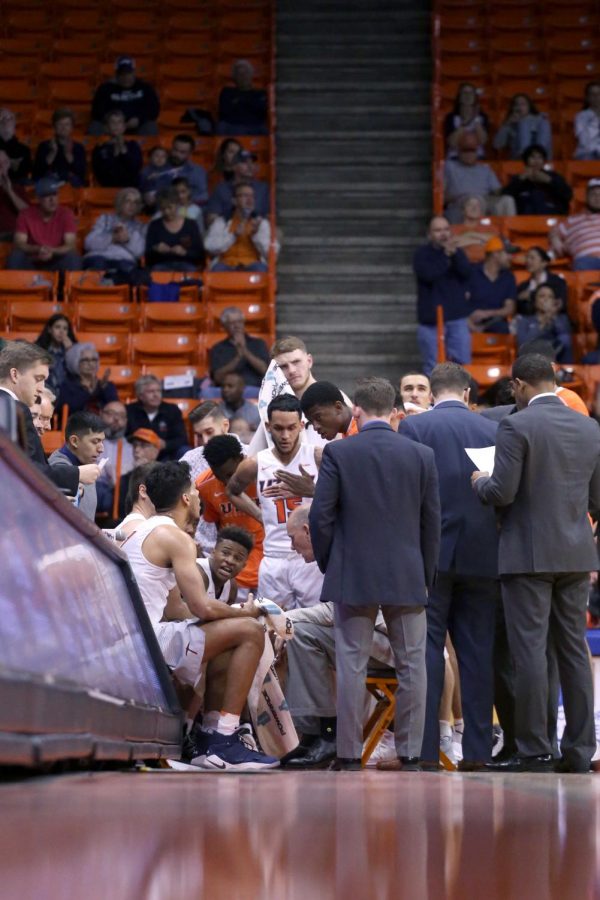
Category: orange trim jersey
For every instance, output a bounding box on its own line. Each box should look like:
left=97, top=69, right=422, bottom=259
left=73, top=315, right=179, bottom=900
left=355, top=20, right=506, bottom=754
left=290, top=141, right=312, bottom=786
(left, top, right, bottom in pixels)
left=343, top=418, right=359, bottom=438
left=196, top=469, right=264, bottom=589
left=556, top=385, right=589, bottom=417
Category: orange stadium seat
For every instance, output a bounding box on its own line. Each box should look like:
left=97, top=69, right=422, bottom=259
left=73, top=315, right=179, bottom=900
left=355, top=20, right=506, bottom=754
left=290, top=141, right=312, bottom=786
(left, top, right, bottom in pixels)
left=165, top=13, right=213, bottom=35
left=5, top=11, right=55, bottom=34
left=0, top=271, right=58, bottom=301
left=465, top=363, right=512, bottom=389
left=140, top=302, right=206, bottom=333
left=157, top=61, right=213, bottom=85
left=0, top=329, right=39, bottom=344
left=501, top=216, right=565, bottom=252
left=565, top=162, right=600, bottom=194
left=0, top=59, right=37, bottom=80
left=162, top=84, right=214, bottom=111
left=439, top=34, right=486, bottom=57
left=550, top=58, right=600, bottom=83
left=61, top=12, right=109, bottom=34
left=72, top=301, right=138, bottom=333
left=163, top=38, right=214, bottom=60
left=65, top=272, right=131, bottom=304
left=138, top=272, right=203, bottom=303
left=41, top=430, right=65, bottom=455
left=142, top=363, right=203, bottom=381
left=206, top=299, right=272, bottom=333
left=107, top=38, right=160, bottom=60
left=491, top=59, right=548, bottom=83
left=129, top=332, right=199, bottom=366
left=0, top=38, right=45, bottom=60
left=495, top=82, right=551, bottom=114
left=203, top=271, right=272, bottom=307
left=80, top=188, right=119, bottom=216
left=545, top=32, right=599, bottom=55
left=38, top=60, right=97, bottom=81
left=76, top=331, right=129, bottom=365
left=113, top=12, right=161, bottom=33
left=438, top=11, right=485, bottom=33
left=488, top=34, right=543, bottom=58
left=543, top=10, right=596, bottom=30
left=46, top=81, right=92, bottom=113
left=471, top=333, right=516, bottom=365
left=0, top=82, right=38, bottom=110
left=109, top=364, right=141, bottom=399
left=52, top=38, right=105, bottom=59
left=7, top=300, right=67, bottom=332
left=162, top=397, right=197, bottom=419
left=439, top=59, right=490, bottom=83
left=488, top=10, right=540, bottom=32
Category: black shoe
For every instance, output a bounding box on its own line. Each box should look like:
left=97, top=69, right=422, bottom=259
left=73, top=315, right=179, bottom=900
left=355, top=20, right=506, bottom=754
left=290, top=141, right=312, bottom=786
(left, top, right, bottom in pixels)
left=285, top=737, right=337, bottom=769
left=457, top=760, right=488, bottom=772
left=328, top=757, right=362, bottom=771
left=280, top=734, right=318, bottom=766
left=399, top=756, right=421, bottom=772
left=486, top=753, right=554, bottom=773
left=491, top=746, right=517, bottom=765
left=554, top=757, right=592, bottom=774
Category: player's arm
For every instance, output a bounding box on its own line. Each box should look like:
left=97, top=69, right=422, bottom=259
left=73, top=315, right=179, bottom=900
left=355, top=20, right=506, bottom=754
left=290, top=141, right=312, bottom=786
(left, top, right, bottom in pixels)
left=166, top=529, right=259, bottom=621
left=163, top=586, right=193, bottom=621
left=226, top=456, right=263, bottom=523
left=227, top=579, right=238, bottom=605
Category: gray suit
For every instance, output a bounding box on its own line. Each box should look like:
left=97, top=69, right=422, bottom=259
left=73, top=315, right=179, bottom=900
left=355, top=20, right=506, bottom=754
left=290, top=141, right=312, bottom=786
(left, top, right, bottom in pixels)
left=474, top=395, right=600, bottom=768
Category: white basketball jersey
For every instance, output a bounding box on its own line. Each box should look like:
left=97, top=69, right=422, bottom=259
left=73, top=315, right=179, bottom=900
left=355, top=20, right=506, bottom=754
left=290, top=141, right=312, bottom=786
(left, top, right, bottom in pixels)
left=121, top=515, right=178, bottom=626
left=257, top=441, right=318, bottom=555
left=197, top=558, right=233, bottom=603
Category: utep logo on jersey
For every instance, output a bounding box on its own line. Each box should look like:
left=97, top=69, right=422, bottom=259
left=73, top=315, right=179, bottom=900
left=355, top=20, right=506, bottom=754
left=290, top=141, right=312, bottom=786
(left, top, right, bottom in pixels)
left=219, top=500, right=234, bottom=515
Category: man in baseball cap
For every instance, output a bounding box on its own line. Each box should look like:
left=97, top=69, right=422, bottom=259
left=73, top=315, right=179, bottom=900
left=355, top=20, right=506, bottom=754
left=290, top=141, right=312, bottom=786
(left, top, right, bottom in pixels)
left=6, top=175, right=81, bottom=271
left=89, top=54, right=159, bottom=136
left=467, top=235, right=518, bottom=333
left=128, top=428, right=162, bottom=465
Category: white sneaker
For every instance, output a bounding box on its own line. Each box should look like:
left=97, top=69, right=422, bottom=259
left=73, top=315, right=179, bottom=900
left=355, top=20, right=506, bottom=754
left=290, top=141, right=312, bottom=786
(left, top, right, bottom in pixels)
left=439, top=733, right=453, bottom=759
left=451, top=741, right=463, bottom=763
left=365, top=731, right=396, bottom=767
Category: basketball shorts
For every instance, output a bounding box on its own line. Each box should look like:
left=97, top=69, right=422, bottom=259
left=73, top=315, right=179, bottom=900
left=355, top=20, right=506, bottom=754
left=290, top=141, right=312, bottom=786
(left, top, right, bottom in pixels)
left=154, top=618, right=206, bottom=688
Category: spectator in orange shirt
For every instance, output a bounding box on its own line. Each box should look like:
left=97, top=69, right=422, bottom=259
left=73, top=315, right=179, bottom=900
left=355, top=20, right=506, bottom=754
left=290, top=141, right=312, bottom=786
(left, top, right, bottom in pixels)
left=204, top=181, right=277, bottom=272
left=197, top=434, right=264, bottom=597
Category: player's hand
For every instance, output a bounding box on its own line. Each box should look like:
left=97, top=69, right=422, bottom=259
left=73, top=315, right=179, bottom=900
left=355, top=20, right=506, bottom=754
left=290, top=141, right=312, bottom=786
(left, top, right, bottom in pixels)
left=241, top=592, right=261, bottom=618
left=262, top=482, right=297, bottom=499
left=471, top=470, right=489, bottom=485
left=79, top=463, right=101, bottom=484
left=273, top=465, right=315, bottom=497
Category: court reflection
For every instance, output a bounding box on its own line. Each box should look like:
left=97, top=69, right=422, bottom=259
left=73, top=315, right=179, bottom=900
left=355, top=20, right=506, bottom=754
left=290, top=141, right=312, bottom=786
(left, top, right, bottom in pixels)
left=0, top=771, right=599, bottom=899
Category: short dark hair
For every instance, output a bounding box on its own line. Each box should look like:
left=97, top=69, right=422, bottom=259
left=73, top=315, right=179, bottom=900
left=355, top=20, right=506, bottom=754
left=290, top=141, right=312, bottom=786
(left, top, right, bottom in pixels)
left=216, top=525, right=254, bottom=554
left=511, top=353, right=555, bottom=386
left=157, top=186, right=179, bottom=208
left=203, top=434, right=244, bottom=470
left=233, top=180, right=254, bottom=196
left=124, top=462, right=160, bottom=514
left=145, top=461, right=192, bottom=513
left=267, top=394, right=302, bottom=420
left=527, top=245, right=550, bottom=264
left=353, top=377, right=395, bottom=416
left=105, top=108, right=125, bottom=121
left=517, top=339, right=556, bottom=361
left=522, top=142, right=548, bottom=164
left=65, top=410, right=105, bottom=440
left=173, top=133, right=194, bottom=148
left=399, top=370, right=429, bottom=384
left=171, top=176, right=190, bottom=188
left=52, top=107, right=75, bottom=126
left=0, top=341, right=51, bottom=380
left=430, top=362, right=471, bottom=397
left=300, top=381, right=345, bottom=416
left=189, top=400, right=227, bottom=425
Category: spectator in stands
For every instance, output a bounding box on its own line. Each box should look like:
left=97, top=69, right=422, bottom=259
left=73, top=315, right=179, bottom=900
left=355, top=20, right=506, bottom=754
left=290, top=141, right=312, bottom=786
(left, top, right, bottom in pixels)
left=221, top=373, right=260, bottom=431
left=97, top=399, right=134, bottom=500
left=129, top=427, right=161, bottom=464
left=214, top=138, right=242, bottom=183
left=89, top=56, right=160, bottom=136
left=550, top=179, right=600, bottom=270
left=58, top=342, right=118, bottom=416
left=35, top=313, right=77, bottom=398
left=444, top=83, right=489, bottom=160
left=149, top=135, right=208, bottom=206
left=444, top=133, right=516, bottom=223
left=126, top=374, right=187, bottom=460
left=139, top=145, right=170, bottom=208
left=145, top=187, right=204, bottom=272
left=171, top=176, right=204, bottom=234
left=413, top=216, right=473, bottom=374
left=210, top=306, right=270, bottom=387
left=205, top=182, right=273, bottom=272
left=30, top=387, right=55, bottom=437
left=574, top=82, right=600, bottom=160
left=516, top=246, right=568, bottom=315
left=513, top=284, right=573, bottom=363
left=113, top=429, right=161, bottom=519
left=399, top=371, right=432, bottom=411
left=48, top=411, right=105, bottom=521
left=92, top=110, right=143, bottom=188
left=450, top=194, right=499, bottom=264
left=0, top=108, right=31, bottom=183
left=7, top=177, right=82, bottom=272
left=468, top=236, right=517, bottom=334
left=205, top=149, right=269, bottom=225
left=84, top=187, right=146, bottom=272
left=229, top=416, right=253, bottom=444
left=217, top=59, right=268, bottom=136
left=502, top=144, right=572, bottom=215
left=33, top=109, right=86, bottom=187
left=0, top=150, right=27, bottom=241
left=493, top=94, right=552, bottom=160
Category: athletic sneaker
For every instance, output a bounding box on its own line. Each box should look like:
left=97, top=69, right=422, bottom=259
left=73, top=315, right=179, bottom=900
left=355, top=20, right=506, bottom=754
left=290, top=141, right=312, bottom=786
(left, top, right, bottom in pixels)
left=365, top=731, right=396, bottom=768
left=439, top=733, right=453, bottom=760
left=236, top=723, right=259, bottom=752
left=192, top=730, right=280, bottom=772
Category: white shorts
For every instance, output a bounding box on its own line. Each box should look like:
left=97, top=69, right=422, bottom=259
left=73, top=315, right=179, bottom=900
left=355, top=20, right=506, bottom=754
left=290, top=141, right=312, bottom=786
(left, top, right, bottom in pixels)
left=258, top=554, right=324, bottom=611
left=154, top=619, right=206, bottom=688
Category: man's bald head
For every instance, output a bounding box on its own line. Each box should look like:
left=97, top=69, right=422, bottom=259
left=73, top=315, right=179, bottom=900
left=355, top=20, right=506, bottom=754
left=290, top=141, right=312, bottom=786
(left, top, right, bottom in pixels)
left=429, top=216, right=451, bottom=248
left=286, top=504, right=314, bottom=563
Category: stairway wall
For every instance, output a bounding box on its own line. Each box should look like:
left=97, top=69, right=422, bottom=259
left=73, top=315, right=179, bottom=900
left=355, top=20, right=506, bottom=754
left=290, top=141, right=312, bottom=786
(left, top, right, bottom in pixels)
left=275, top=0, right=432, bottom=392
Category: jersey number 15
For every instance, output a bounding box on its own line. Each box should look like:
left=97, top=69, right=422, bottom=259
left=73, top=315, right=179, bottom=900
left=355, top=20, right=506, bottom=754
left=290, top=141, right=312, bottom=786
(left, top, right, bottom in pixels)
left=274, top=497, right=303, bottom=524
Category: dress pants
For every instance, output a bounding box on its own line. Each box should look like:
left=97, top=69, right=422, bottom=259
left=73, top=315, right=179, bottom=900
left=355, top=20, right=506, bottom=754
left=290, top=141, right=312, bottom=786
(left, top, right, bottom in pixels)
left=334, top=603, right=427, bottom=760
left=501, top=572, right=595, bottom=770
left=420, top=573, right=497, bottom=764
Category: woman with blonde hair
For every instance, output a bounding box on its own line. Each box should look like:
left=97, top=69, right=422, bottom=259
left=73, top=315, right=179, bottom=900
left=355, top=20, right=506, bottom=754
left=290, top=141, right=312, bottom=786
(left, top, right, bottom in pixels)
left=83, top=186, right=146, bottom=272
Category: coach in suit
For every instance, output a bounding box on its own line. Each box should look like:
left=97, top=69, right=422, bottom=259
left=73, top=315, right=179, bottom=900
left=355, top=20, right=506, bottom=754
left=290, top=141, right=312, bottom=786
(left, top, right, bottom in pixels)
left=309, top=377, right=441, bottom=770
left=400, top=362, right=499, bottom=769
left=473, top=353, right=600, bottom=773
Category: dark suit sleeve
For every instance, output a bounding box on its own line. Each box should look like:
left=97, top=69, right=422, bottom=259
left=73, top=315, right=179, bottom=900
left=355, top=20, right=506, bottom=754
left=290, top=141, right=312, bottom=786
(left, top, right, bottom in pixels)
left=163, top=404, right=187, bottom=458
left=309, top=444, right=340, bottom=573
left=589, top=451, right=600, bottom=520
left=474, top=417, right=525, bottom=507
left=420, top=451, right=441, bottom=590
left=20, top=403, right=79, bottom=494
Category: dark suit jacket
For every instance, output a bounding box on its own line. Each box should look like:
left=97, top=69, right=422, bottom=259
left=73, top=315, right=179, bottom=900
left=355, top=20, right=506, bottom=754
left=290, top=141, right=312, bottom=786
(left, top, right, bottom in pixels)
left=126, top=401, right=187, bottom=461
left=309, top=421, right=441, bottom=607
left=480, top=404, right=516, bottom=422
left=400, top=400, right=499, bottom=578
left=18, top=400, right=79, bottom=494
left=474, top=395, right=600, bottom=574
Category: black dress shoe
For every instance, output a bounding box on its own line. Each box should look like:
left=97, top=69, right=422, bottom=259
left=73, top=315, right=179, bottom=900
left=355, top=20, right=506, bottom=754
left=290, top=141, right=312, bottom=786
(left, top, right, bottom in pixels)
left=486, top=753, right=554, bottom=773
left=457, top=760, right=488, bottom=772
left=554, top=757, right=592, bottom=774
left=491, top=746, right=517, bottom=765
left=399, top=756, right=421, bottom=772
left=280, top=734, right=318, bottom=766
left=285, top=737, right=337, bottom=769
left=329, top=757, right=362, bottom=771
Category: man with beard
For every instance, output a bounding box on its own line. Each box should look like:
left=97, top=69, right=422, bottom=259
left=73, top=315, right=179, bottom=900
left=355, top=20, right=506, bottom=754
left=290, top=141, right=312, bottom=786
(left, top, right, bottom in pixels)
left=96, top=400, right=135, bottom=515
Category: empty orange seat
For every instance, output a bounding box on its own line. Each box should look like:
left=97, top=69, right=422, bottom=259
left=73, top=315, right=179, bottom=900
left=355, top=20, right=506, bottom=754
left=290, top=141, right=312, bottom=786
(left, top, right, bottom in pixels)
left=566, top=161, right=600, bottom=192
left=140, top=302, right=206, bottom=333
left=52, top=38, right=105, bottom=59
left=38, top=61, right=97, bottom=81
left=141, top=363, right=203, bottom=380
left=107, top=38, right=160, bottom=60
left=465, top=363, right=512, bottom=389
left=7, top=300, right=67, bottom=332
left=76, top=331, right=129, bottom=365
left=80, top=187, right=119, bottom=216
left=109, top=364, right=141, bottom=398
left=73, top=300, right=138, bottom=332
left=550, top=58, right=600, bottom=82
left=64, top=271, right=131, bottom=303
left=0, top=82, right=38, bottom=108
left=439, top=34, right=486, bottom=57
left=47, top=81, right=92, bottom=111
left=162, top=84, right=213, bottom=110
left=488, top=34, right=542, bottom=57
left=161, top=397, right=197, bottom=419
left=41, top=430, right=65, bottom=455
left=0, top=271, right=58, bottom=301
left=471, top=333, right=516, bottom=365
left=129, top=332, right=199, bottom=366
left=502, top=216, right=565, bottom=252
left=0, top=38, right=45, bottom=59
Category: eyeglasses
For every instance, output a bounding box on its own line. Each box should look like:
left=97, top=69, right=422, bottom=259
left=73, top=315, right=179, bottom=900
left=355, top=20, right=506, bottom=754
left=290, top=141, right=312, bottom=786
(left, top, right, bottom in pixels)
left=80, top=356, right=99, bottom=363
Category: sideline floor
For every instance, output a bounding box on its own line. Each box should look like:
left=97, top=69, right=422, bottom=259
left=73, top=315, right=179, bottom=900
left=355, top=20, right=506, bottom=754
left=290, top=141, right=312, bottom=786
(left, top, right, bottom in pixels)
left=1, top=769, right=599, bottom=900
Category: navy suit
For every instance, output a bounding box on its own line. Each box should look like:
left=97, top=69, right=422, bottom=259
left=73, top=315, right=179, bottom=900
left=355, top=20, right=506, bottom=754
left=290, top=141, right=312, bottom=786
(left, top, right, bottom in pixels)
left=400, top=400, right=500, bottom=764
left=310, top=420, right=441, bottom=759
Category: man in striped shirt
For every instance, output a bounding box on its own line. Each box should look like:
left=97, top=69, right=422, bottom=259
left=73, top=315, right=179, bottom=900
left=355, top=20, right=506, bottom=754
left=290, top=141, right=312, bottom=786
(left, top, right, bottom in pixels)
left=551, top=178, right=600, bottom=270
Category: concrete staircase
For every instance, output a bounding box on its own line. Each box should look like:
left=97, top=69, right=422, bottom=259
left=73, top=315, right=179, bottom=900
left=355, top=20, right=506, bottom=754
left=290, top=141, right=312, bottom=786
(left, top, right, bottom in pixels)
left=275, top=0, right=432, bottom=391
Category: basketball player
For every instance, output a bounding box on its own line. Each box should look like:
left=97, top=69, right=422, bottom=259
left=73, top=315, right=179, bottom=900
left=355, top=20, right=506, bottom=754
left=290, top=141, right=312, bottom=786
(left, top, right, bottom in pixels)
left=116, top=462, right=158, bottom=541
left=227, top=395, right=323, bottom=609
left=300, top=381, right=358, bottom=441
left=197, top=526, right=253, bottom=603
left=121, top=460, right=279, bottom=771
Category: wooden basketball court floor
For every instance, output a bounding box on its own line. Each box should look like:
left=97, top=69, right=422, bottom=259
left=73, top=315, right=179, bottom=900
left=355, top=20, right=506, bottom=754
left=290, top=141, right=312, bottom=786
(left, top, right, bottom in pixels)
left=1, top=769, right=599, bottom=899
